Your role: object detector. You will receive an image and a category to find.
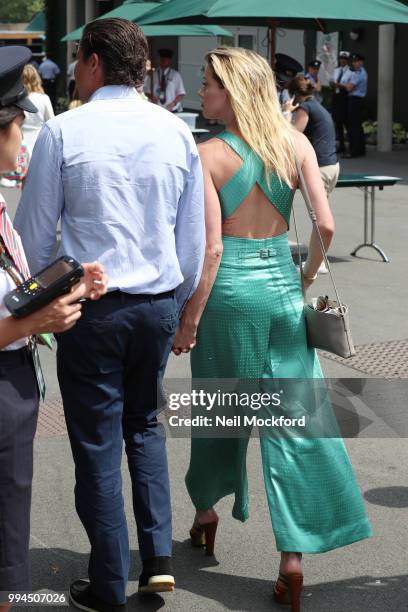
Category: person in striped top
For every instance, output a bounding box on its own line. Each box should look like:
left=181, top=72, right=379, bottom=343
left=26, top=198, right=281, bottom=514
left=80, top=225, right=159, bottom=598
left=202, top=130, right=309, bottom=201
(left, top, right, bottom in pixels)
left=0, top=46, right=108, bottom=611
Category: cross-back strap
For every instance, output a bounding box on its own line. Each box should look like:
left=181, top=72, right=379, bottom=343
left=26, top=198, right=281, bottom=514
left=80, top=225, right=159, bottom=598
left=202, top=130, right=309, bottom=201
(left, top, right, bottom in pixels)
left=216, top=131, right=293, bottom=225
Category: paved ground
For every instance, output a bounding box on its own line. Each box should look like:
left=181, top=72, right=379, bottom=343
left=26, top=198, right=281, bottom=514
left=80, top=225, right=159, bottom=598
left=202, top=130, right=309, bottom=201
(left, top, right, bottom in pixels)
left=2, top=143, right=408, bottom=611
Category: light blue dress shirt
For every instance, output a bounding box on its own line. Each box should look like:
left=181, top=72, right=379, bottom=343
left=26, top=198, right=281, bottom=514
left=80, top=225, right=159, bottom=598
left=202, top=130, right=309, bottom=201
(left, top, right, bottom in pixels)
left=38, top=58, right=60, bottom=80
left=331, top=65, right=352, bottom=86
left=344, top=67, right=368, bottom=98
left=14, top=86, right=205, bottom=312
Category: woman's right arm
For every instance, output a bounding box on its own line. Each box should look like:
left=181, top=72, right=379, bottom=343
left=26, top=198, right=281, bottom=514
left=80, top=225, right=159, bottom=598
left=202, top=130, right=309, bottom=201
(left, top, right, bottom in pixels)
left=172, top=142, right=223, bottom=355
left=294, top=132, right=335, bottom=288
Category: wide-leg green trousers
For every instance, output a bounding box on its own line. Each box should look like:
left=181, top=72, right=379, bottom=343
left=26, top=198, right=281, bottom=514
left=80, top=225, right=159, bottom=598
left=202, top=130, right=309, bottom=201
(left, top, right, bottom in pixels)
left=186, top=233, right=372, bottom=553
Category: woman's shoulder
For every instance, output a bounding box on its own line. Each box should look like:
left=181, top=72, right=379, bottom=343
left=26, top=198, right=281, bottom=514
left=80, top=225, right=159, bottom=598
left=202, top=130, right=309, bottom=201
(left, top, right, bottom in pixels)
left=300, top=97, right=318, bottom=113
left=198, top=136, right=228, bottom=163
left=291, top=129, right=314, bottom=162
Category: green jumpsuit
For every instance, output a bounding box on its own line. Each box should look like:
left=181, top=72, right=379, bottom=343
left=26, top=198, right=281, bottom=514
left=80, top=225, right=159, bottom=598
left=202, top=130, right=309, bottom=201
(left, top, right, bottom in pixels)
left=185, top=131, right=372, bottom=553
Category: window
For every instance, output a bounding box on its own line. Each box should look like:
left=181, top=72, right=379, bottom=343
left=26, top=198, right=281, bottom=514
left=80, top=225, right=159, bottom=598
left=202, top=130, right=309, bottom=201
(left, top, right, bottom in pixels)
left=238, top=34, right=255, bottom=50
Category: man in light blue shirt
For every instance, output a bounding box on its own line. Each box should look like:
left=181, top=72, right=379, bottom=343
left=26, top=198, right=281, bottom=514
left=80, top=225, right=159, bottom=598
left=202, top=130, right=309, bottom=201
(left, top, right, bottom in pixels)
left=15, top=18, right=205, bottom=612
left=340, top=53, right=368, bottom=157
left=330, top=50, right=351, bottom=153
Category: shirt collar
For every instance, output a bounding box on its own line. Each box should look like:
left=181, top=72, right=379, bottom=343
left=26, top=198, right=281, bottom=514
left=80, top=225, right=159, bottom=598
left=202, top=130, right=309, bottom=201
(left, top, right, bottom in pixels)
left=89, top=85, right=140, bottom=102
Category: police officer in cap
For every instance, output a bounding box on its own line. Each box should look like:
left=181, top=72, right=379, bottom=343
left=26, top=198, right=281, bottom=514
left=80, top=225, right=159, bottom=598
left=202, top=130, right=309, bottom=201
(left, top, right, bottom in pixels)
left=330, top=51, right=351, bottom=153
left=274, top=53, right=303, bottom=111
left=305, top=59, right=322, bottom=103
left=339, top=53, right=368, bottom=157
left=0, top=47, right=107, bottom=612
left=146, top=48, right=186, bottom=112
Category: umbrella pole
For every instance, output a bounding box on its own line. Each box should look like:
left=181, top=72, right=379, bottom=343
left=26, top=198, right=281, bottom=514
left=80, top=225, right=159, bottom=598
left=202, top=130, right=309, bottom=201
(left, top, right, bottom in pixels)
left=268, top=19, right=277, bottom=68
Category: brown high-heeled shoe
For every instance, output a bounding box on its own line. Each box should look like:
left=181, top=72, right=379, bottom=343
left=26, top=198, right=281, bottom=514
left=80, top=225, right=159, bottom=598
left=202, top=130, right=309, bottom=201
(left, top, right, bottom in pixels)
left=273, top=553, right=303, bottom=612
left=189, top=516, right=219, bottom=556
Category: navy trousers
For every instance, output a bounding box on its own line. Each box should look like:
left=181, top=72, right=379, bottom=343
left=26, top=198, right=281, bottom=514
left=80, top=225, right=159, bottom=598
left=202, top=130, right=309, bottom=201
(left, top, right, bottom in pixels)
left=56, top=291, right=178, bottom=605
left=347, top=96, right=366, bottom=156
left=0, top=348, right=39, bottom=593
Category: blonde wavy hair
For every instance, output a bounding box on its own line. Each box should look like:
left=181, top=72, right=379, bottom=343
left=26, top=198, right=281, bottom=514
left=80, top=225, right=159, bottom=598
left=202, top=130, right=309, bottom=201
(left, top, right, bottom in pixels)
left=206, top=47, right=296, bottom=187
left=23, top=64, right=44, bottom=94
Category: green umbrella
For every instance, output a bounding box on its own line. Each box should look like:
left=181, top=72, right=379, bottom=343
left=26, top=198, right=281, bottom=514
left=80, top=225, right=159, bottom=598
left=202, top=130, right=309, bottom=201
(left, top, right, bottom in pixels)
left=62, top=0, right=159, bottom=41
left=62, top=22, right=232, bottom=42
left=138, top=0, right=408, bottom=30
left=25, top=10, right=45, bottom=32
left=89, top=0, right=160, bottom=22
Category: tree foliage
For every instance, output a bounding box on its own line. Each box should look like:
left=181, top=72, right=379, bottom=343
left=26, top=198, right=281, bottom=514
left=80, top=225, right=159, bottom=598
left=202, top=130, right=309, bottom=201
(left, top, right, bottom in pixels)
left=0, top=0, right=44, bottom=24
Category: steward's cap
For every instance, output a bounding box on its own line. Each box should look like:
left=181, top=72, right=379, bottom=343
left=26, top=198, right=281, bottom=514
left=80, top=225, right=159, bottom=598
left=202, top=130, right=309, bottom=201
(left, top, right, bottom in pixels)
left=274, top=53, right=303, bottom=84
left=0, top=46, right=37, bottom=113
left=352, top=53, right=365, bottom=61
left=308, top=59, right=321, bottom=69
left=158, top=48, right=174, bottom=59
left=339, top=50, right=350, bottom=58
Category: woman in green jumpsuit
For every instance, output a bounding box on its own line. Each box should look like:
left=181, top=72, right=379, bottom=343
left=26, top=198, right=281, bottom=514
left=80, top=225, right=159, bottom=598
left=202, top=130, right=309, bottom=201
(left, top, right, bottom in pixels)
left=172, top=47, right=371, bottom=611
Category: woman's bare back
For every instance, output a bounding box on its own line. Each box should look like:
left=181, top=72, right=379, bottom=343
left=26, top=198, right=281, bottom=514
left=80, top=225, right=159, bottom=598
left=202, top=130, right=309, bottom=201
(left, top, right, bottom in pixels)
left=199, top=136, right=293, bottom=239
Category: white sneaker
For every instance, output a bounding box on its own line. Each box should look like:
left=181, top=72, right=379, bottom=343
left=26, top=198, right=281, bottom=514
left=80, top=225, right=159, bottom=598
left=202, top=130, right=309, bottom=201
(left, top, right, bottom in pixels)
left=318, top=262, right=329, bottom=274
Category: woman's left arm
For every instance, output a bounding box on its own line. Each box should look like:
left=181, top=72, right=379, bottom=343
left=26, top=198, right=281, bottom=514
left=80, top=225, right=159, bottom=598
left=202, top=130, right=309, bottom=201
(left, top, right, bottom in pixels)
left=172, top=143, right=223, bottom=355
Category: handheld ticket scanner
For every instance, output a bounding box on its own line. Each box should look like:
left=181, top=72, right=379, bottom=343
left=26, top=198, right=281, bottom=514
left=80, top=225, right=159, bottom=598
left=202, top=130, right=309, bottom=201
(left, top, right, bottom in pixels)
left=5, top=256, right=84, bottom=318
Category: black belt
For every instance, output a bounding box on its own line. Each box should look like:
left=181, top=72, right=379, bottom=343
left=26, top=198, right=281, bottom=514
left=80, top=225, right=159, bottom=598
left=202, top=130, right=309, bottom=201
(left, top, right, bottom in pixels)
left=101, top=289, right=175, bottom=301
left=0, top=345, right=31, bottom=366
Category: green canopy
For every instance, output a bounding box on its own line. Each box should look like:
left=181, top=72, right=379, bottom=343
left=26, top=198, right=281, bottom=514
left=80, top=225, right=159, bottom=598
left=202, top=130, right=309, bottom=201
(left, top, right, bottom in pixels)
left=61, top=0, right=158, bottom=40
left=61, top=0, right=232, bottom=42
left=139, top=0, right=408, bottom=30
left=62, top=0, right=159, bottom=41
left=89, top=1, right=160, bottom=23
left=25, top=10, right=45, bottom=32
left=62, top=22, right=231, bottom=42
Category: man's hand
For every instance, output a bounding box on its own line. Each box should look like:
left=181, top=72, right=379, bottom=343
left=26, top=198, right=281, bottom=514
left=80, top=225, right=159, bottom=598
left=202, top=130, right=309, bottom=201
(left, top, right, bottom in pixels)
left=172, top=322, right=197, bottom=356
left=70, top=262, right=108, bottom=301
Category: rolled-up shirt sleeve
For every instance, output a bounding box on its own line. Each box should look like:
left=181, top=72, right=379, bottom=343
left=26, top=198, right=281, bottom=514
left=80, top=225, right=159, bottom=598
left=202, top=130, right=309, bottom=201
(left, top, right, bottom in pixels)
left=14, top=123, right=64, bottom=274
left=174, top=150, right=205, bottom=313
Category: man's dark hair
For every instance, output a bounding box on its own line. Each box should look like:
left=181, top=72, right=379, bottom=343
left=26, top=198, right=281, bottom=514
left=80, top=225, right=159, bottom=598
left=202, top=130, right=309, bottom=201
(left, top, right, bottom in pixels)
left=80, top=18, right=148, bottom=88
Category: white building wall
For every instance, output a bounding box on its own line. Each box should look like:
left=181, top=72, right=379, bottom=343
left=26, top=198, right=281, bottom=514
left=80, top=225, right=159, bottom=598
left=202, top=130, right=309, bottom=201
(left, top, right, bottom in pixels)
left=179, top=26, right=305, bottom=110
